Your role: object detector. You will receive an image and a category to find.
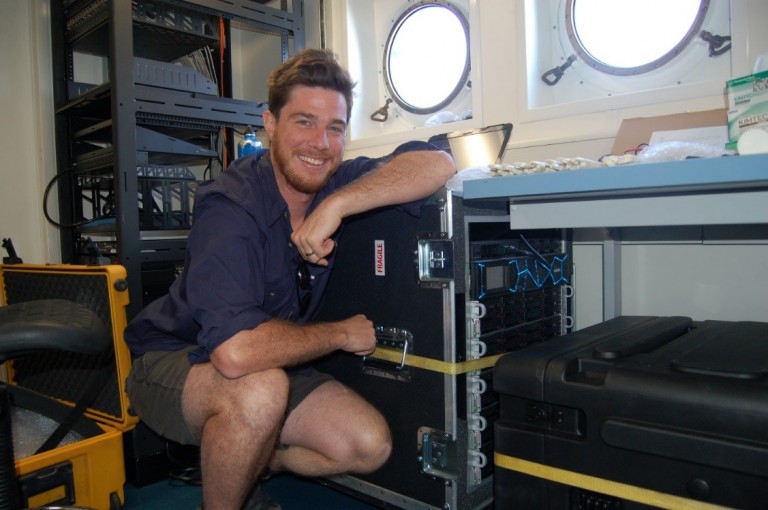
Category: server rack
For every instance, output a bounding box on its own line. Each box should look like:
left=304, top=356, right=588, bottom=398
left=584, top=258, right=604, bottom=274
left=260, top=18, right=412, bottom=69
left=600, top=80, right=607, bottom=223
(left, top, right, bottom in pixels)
left=49, top=0, right=305, bottom=318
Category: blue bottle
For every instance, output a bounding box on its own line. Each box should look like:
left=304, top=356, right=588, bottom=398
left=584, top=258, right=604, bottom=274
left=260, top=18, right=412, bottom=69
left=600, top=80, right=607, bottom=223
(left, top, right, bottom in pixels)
left=238, top=128, right=262, bottom=158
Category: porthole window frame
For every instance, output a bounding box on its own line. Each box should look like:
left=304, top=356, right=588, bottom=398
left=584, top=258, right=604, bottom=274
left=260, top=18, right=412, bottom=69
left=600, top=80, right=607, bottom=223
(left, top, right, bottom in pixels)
left=564, top=0, right=711, bottom=76
left=520, top=0, right=732, bottom=118
left=382, top=0, right=471, bottom=115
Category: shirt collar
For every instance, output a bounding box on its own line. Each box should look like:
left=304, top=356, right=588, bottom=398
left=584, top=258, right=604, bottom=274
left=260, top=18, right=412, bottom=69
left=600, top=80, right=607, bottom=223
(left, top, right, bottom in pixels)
left=256, top=154, right=292, bottom=229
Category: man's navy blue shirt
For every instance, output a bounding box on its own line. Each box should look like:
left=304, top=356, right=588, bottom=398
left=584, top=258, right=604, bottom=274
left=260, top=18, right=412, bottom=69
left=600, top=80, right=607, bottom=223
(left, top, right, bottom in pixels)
left=124, top=141, right=434, bottom=364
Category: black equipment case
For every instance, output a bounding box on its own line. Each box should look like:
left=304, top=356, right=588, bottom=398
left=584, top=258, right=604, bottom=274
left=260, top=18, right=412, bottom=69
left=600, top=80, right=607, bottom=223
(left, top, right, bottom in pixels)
left=493, top=315, right=768, bottom=509
left=315, top=182, right=572, bottom=509
left=0, top=263, right=138, bottom=509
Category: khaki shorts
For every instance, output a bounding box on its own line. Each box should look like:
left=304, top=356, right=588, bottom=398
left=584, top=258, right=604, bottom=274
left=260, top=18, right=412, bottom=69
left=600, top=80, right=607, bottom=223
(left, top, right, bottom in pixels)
left=125, top=346, right=334, bottom=446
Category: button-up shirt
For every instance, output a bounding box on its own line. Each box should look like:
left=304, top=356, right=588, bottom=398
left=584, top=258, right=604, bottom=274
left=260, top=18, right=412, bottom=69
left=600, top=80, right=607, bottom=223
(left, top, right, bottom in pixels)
left=124, top=141, right=433, bottom=364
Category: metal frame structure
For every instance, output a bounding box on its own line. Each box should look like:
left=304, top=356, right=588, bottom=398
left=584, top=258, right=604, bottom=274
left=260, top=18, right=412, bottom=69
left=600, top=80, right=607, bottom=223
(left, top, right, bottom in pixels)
left=49, top=0, right=305, bottom=318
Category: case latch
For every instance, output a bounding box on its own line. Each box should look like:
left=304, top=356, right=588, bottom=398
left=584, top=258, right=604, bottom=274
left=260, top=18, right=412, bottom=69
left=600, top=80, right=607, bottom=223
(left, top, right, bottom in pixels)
left=417, top=237, right=453, bottom=288
left=362, top=326, right=413, bottom=381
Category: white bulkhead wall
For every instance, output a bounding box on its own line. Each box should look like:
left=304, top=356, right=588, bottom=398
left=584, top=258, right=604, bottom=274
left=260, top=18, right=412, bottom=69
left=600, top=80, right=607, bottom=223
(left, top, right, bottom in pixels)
left=332, top=0, right=768, bottom=160
left=326, top=0, right=768, bottom=328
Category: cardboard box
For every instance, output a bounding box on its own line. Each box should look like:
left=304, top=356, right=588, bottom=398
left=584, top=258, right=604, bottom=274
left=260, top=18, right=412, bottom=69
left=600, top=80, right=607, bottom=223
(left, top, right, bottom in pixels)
left=611, top=108, right=727, bottom=155
left=726, top=70, right=768, bottom=150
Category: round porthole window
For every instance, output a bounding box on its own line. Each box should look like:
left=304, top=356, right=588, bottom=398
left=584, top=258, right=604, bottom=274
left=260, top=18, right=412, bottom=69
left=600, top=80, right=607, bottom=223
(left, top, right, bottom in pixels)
left=565, top=0, right=708, bottom=75
left=383, top=1, right=470, bottom=114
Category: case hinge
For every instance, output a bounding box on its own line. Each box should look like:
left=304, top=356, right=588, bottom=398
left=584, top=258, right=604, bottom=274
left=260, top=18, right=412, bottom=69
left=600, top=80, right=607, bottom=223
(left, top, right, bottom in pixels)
left=418, top=427, right=458, bottom=482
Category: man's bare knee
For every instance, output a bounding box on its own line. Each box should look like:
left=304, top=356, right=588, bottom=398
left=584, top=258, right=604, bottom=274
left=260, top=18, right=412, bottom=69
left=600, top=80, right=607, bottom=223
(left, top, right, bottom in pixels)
left=350, top=422, right=392, bottom=473
left=185, top=366, right=290, bottom=438
left=330, top=409, right=391, bottom=474
left=231, top=368, right=290, bottom=427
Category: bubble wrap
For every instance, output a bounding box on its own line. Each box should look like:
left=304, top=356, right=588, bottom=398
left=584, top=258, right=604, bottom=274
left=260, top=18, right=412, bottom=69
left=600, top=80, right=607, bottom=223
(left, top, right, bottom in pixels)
left=12, top=407, right=86, bottom=459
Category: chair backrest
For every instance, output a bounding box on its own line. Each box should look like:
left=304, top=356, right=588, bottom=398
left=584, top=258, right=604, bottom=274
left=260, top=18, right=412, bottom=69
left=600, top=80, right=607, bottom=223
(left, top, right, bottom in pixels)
left=0, top=264, right=137, bottom=430
left=0, top=299, right=110, bottom=363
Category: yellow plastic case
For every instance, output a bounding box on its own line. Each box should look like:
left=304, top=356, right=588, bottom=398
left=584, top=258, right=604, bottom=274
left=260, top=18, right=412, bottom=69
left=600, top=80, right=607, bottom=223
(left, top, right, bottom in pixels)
left=0, top=263, right=138, bottom=510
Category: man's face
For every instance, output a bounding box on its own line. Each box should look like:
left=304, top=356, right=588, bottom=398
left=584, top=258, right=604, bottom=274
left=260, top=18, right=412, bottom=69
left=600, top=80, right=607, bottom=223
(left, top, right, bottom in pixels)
left=264, top=85, right=348, bottom=195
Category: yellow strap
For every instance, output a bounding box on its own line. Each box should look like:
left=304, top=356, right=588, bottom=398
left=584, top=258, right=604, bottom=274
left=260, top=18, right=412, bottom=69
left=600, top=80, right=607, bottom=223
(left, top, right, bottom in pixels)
left=370, top=346, right=504, bottom=375
left=494, top=453, right=734, bottom=510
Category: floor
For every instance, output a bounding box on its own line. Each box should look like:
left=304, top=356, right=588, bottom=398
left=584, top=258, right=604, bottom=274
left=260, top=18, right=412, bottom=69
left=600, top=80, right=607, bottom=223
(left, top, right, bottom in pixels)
left=118, top=423, right=383, bottom=510
left=122, top=474, right=381, bottom=510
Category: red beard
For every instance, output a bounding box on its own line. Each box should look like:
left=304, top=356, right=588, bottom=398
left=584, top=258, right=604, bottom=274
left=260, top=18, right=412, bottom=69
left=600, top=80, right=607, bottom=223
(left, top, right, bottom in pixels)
left=270, top=135, right=339, bottom=194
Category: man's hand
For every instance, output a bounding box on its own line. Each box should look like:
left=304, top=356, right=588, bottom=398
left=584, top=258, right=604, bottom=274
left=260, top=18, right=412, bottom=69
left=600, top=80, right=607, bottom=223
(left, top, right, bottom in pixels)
left=291, top=197, right=342, bottom=266
left=338, top=314, right=377, bottom=356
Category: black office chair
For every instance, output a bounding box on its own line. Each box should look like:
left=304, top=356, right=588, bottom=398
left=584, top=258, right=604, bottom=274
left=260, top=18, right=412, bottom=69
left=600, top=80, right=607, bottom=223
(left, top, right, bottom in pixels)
left=0, top=299, right=110, bottom=510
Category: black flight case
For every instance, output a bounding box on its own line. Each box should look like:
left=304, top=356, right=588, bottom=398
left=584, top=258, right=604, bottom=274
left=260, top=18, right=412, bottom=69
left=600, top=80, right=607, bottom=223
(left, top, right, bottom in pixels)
left=314, top=183, right=572, bottom=509
left=493, top=315, right=768, bottom=509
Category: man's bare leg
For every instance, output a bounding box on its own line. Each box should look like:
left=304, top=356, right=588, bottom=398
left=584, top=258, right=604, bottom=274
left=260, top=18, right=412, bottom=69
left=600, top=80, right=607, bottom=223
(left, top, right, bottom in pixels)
left=182, top=364, right=290, bottom=510
left=268, top=381, right=391, bottom=477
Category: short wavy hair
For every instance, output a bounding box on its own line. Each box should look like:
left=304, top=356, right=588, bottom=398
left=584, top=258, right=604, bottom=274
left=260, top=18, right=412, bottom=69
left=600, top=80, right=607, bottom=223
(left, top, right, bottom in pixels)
left=267, top=48, right=356, bottom=122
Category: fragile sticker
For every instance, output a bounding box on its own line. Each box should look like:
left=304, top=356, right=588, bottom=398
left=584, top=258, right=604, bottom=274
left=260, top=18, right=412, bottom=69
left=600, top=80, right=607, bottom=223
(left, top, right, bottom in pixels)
left=375, top=240, right=385, bottom=276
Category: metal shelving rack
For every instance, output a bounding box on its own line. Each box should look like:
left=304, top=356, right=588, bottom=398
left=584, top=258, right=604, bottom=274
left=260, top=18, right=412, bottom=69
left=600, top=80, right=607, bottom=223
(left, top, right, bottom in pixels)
left=49, top=0, right=305, bottom=319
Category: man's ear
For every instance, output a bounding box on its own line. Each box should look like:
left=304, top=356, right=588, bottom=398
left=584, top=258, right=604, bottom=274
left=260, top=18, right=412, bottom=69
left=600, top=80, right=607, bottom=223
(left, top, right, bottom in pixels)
left=263, top=110, right=276, bottom=138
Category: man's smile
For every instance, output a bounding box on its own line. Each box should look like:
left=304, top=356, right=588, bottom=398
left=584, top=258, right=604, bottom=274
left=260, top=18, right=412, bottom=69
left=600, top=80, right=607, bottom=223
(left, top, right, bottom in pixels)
left=298, top=154, right=325, bottom=166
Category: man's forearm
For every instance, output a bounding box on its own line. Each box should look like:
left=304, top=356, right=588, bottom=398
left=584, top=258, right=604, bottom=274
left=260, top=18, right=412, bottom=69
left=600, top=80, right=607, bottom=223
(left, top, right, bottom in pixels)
left=292, top=149, right=456, bottom=265
left=211, top=319, right=352, bottom=379
left=332, top=149, right=456, bottom=219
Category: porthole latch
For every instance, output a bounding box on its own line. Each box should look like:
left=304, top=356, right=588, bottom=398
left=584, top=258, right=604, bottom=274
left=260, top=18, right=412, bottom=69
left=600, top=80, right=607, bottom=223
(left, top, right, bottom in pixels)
left=541, top=54, right=577, bottom=86
left=370, top=99, right=392, bottom=122
left=699, top=30, right=731, bottom=57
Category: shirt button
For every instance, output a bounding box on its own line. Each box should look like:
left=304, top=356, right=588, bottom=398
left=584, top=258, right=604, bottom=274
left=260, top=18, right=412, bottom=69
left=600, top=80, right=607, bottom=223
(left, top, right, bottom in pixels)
left=288, top=242, right=293, bottom=248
